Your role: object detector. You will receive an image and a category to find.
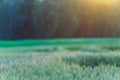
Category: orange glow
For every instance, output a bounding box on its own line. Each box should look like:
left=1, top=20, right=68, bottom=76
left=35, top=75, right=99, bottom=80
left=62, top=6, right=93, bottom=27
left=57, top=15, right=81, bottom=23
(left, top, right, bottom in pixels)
left=81, top=0, right=120, bottom=8
left=87, top=0, right=119, bottom=5
left=73, top=0, right=120, bottom=37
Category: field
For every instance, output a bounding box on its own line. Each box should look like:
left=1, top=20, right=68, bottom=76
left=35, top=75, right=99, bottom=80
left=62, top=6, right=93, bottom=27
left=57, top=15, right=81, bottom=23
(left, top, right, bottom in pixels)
left=0, top=38, right=120, bottom=80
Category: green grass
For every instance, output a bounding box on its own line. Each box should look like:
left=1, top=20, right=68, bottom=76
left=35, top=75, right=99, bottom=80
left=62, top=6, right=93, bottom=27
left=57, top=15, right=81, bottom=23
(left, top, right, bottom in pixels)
left=0, top=38, right=120, bottom=47
left=0, top=38, right=120, bottom=80
left=63, top=52, right=120, bottom=67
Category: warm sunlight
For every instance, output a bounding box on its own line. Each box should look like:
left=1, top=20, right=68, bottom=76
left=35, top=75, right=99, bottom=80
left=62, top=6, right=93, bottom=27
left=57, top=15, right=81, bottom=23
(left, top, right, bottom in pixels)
left=75, top=0, right=120, bottom=13
left=88, top=0, right=118, bottom=5
left=81, top=0, right=120, bottom=8
left=77, top=0, right=119, bottom=7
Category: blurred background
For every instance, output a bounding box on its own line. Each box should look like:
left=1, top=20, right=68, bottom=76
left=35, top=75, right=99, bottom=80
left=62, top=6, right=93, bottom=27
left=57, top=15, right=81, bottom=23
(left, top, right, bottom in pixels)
left=0, top=0, right=120, bottom=40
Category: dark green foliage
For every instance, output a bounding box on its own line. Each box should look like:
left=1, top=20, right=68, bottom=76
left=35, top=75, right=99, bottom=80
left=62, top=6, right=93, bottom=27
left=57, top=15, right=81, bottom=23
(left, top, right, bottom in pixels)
left=34, top=0, right=78, bottom=38
left=0, top=0, right=35, bottom=40
left=0, top=0, right=120, bottom=39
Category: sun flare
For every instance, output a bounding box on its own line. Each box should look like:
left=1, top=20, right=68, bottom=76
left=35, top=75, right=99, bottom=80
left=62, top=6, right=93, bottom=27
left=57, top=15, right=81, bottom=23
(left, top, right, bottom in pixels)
left=79, top=0, right=120, bottom=13
left=81, top=0, right=119, bottom=7
left=89, top=0, right=118, bottom=4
